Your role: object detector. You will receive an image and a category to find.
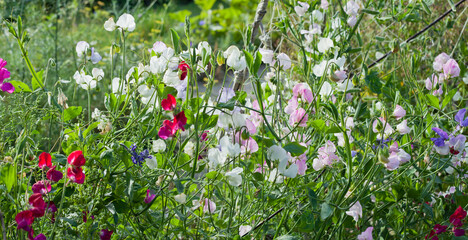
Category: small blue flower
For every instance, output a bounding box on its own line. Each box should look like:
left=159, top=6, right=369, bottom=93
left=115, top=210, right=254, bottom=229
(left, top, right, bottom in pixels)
left=372, top=137, right=392, bottom=150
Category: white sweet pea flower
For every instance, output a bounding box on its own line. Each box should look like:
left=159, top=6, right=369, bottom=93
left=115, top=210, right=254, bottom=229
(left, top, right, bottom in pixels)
left=153, top=139, right=166, bottom=152
left=345, top=0, right=360, bottom=16
left=225, top=167, right=243, bottom=186
left=396, top=120, right=410, bottom=134
left=138, top=85, right=157, bottom=105
left=336, top=78, right=354, bottom=92
left=277, top=53, right=292, bottom=70
left=174, top=193, right=187, bottom=204
left=259, top=48, right=274, bottom=65
left=239, top=225, right=252, bottom=237
left=104, top=17, right=116, bottom=31
left=116, top=13, right=136, bottom=32
left=76, top=41, right=89, bottom=58
left=196, top=41, right=212, bottom=56
left=220, top=136, right=241, bottom=157
left=317, top=37, right=334, bottom=53
left=149, top=41, right=167, bottom=54
left=74, top=70, right=96, bottom=90
left=312, top=10, right=323, bottom=21
left=208, top=148, right=227, bottom=169
left=268, top=168, right=284, bottom=183
left=112, top=77, right=126, bottom=95
left=319, top=81, right=333, bottom=97
left=92, top=68, right=104, bottom=81
left=294, top=1, right=310, bottom=17
left=224, top=46, right=247, bottom=71
left=146, top=155, right=158, bottom=169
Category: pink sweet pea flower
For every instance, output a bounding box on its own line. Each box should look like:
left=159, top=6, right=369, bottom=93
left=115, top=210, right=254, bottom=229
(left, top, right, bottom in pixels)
left=161, top=94, right=176, bottom=111
left=29, top=193, right=46, bottom=218
left=289, top=108, right=308, bottom=127
left=203, top=198, right=216, bottom=214
left=158, top=111, right=187, bottom=139
left=433, top=53, right=450, bottom=72
left=292, top=83, right=314, bottom=103
left=38, top=152, right=52, bottom=170
left=296, top=154, right=308, bottom=175
left=46, top=166, right=63, bottom=182
left=67, top=150, right=86, bottom=168
left=443, top=59, right=460, bottom=78
left=144, top=189, right=156, bottom=204
left=345, top=201, right=362, bottom=222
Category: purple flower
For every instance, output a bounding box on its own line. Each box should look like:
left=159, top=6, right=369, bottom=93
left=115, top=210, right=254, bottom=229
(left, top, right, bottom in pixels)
left=431, top=127, right=448, bottom=147
left=0, top=58, right=14, bottom=93
left=90, top=48, right=102, bottom=64
left=199, top=20, right=206, bottom=26
left=123, top=144, right=153, bottom=166
left=455, top=109, right=468, bottom=127
left=144, top=189, right=156, bottom=204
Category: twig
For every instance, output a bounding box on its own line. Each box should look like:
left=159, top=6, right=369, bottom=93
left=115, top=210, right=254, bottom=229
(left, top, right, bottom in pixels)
left=241, top=207, right=284, bottom=237
left=366, top=0, right=466, bottom=69
left=234, top=0, right=270, bottom=92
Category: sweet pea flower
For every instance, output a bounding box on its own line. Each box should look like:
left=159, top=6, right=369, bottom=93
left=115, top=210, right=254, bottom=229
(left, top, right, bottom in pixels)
left=16, top=210, right=35, bottom=232
left=46, top=166, right=63, bottom=182
left=455, top=108, right=468, bottom=127
left=144, top=189, right=156, bottom=204
left=312, top=141, right=339, bottom=171
left=67, top=167, right=85, bottom=184
left=104, top=17, right=116, bottom=31
left=224, top=46, right=246, bottom=71
left=161, top=94, right=176, bottom=111
left=203, top=198, right=216, bottom=214
left=174, top=193, right=187, bottom=204
left=347, top=16, right=357, bottom=27
left=239, top=225, right=252, bottom=237
left=450, top=206, right=467, bottom=227
left=433, top=52, right=451, bottom=72
left=29, top=193, right=46, bottom=217
left=225, top=167, right=243, bottom=186
left=158, top=111, right=187, bottom=139
left=38, top=152, right=52, bottom=169
left=34, top=233, right=47, bottom=240
left=443, top=59, right=460, bottom=78
left=32, top=181, right=51, bottom=195
left=396, top=120, right=410, bottom=134
left=76, top=41, right=89, bottom=58
left=178, top=61, right=190, bottom=80
left=90, top=48, right=102, bottom=64
left=196, top=41, right=212, bottom=57
left=152, top=139, right=166, bottom=152
left=0, top=58, right=14, bottom=93
left=317, top=37, right=334, bottom=53
left=100, top=229, right=113, bottom=240
left=433, top=224, right=448, bottom=234
left=321, top=0, right=329, bottom=9
left=289, top=108, right=308, bottom=127
left=346, top=201, right=362, bottom=222
left=218, top=87, right=236, bottom=103
left=259, top=48, right=274, bottom=65
left=68, top=150, right=86, bottom=168
left=357, top=227, right=373, bottom=240
left=294, top=1, right=309, bottom=16
left=277, top=53, right=292, bottom=70
left=393, top=105, right=406, bottom=120
left=116, top=13, right=135, bottom=32
left=345, top=0, right=360, bottom=16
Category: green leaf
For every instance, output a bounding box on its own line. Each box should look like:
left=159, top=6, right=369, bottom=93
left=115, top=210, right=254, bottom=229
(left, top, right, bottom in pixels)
left=252, top=172, right=264, bottom=182
left=283, top=142, right=307, bottom=157
left=168, top=10, right=192, bottom=23
left=0, top=163, right=16, bottom=192
left=365, top=70, right=382, bottom=94
left=62, top=106, right=82, bottom=122
left=320, top=202, right=334, bottom=220
left=9, top=80, right=31, bottom=92
left=442, top=89, right=457, bottom=109
left=243, top=50, right=254, bottom=74
left=253, top=50, right=263, bottom=76
left=425, top=94, right=440, bottom=109
left=310, top=119, right=327, bottom=132
left=170, top=29, right=181, bottom=53
left=206, top=171, right=218, bottom=179
left=31, top=69, right=44, bottom=90
left=194, top=0, right=216, bottom=10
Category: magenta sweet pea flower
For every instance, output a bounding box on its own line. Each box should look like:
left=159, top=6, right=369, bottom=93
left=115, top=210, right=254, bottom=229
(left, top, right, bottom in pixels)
left=454, top=228, right=465, bottom=237
left=46, top=166, right=63, bottom=182
left=16, top=210, right=35, bottom=232
left=433, top=224, right=448, bottom=234
left=0, top=58, right=14, bottom=93
left=67, top=167, right=85, bottom=184
left=100, top=229, right=113, bottom=240
left=33, top=233, right=47, bottom=240
left=161, top=94, right=176, bottom=111
left=144, top=189, right=156, bottom=204
left=29, top=193, right=46, bottom=218
left=67, top=150, right=86, bottom=168
left=32, top=181, right=51, bottom=195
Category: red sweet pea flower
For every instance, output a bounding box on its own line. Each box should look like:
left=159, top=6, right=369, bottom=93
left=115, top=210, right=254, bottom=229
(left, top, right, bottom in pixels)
left=46, top=166, right=63, bottom=182
left=38, top=152, right=52, bottom=169
left=178, top=61, right=190, bottom=80
left=161, top=94, right=177, bottom=111
left=29, top=193, right=46, bottom=218
left=68, top=150, right=86, bottom=168
left=450, top=206, right=467, bottom=227
left=31, top=181, right=51, bottom=195
left=15, top=210, right=34, bottom=232
left=67, top=167, right=85, bottom=184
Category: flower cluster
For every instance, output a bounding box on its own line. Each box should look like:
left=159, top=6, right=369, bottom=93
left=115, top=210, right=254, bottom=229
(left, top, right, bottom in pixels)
left=426, top=206, right=467, bottom=239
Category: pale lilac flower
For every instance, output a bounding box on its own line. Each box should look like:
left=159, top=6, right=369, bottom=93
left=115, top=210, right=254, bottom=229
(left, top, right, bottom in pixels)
left=345, top=1, right=360, bottom=16
left=293, top=83, right=314, bottom=103
left=347, top=16, right=357, bottom=27
left=284, top=97, right=298, bottom=114
left=296, top=154, right=308, bottom=175
left=312, top=141, right=339, bottom=170
left=294, top=1, right=310, bottom=16
left=203, top=198, right=216, bottom=214
left=312, top=10, right=324, bottom=21
left=393, top=105, right=406, bottom=120
left=346, top=201, right=362, bottom=222
left=90, top=48, right=102, bottom=64
left=357, top=227, right=373, bottom=240
left=321, top=0, right=329, bottom=9
left=218, top=87, right=236, bottom=103
left=332, top=70, right=347, bottom=82
left=396, top=120, right=410, bottom=134
left=433, top=52, right=450, bottom=72
left=149, top=41, right=167, bottom=54
left=443, top=59, right=460, bottom=78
